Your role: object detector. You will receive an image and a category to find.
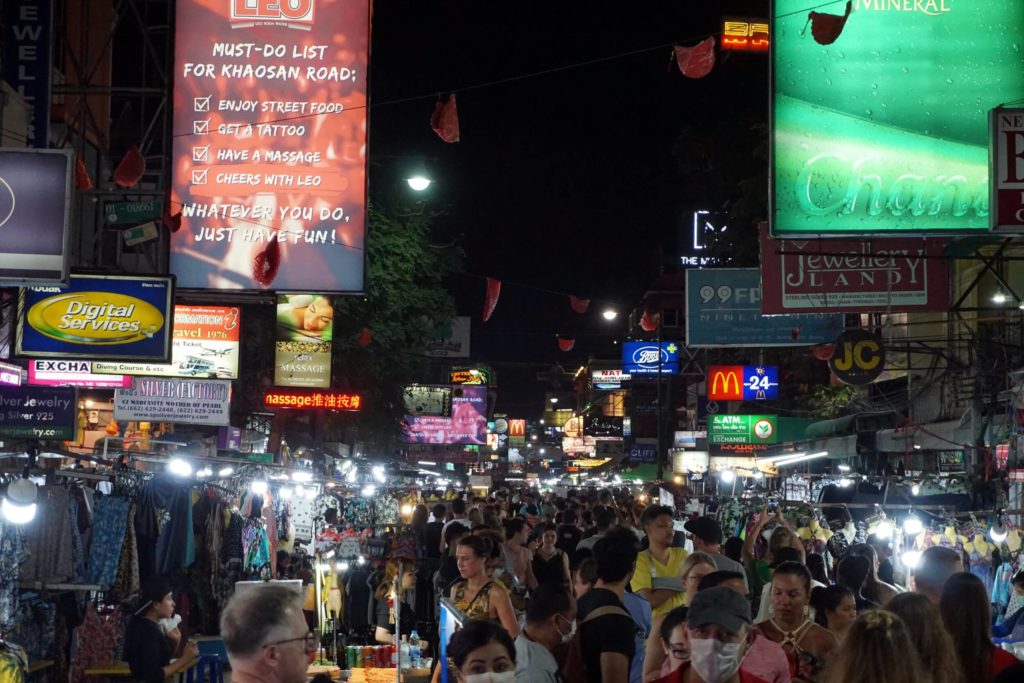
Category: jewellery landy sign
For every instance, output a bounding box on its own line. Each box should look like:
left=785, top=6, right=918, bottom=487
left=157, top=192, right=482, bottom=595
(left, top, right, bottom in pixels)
left=171, top=0, right=369, bottom=291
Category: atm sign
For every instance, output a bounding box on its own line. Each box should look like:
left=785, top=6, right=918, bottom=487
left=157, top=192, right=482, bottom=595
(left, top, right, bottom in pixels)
left=707, top=366, right=779, bottom=401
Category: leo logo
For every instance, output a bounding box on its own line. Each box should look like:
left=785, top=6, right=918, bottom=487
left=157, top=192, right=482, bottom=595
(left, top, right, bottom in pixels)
left=230, top=0, right=314, bottom=30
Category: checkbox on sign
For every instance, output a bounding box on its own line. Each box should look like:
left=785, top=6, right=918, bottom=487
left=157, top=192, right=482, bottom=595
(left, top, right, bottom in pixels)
left=194, top=96, right=211, bottom=112
left=192, top=146, right=210, bottom=162
left=193, top=119, right=210, bottom=135
left=192, top=168, right=209, bottom=185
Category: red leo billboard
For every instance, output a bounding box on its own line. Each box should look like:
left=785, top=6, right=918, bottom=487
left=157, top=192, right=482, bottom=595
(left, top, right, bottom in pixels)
left=759, top=224, right=949, bottom=315
left=170, top=0, right=369, bottom=292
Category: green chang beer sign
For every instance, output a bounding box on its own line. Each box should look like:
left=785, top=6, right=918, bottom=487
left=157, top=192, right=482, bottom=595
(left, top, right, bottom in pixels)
left=772, top=0, right=1024, bottom=235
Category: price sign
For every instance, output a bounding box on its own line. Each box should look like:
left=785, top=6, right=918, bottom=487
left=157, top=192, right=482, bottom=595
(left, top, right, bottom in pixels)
left=0, top=386, right=76, bottom=439
left=708, top=366, right=779, bottom=401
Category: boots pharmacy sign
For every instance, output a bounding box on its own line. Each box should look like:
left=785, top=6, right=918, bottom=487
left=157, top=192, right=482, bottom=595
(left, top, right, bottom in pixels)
left=771, top=0, right=1024, bottom=235
left=991, top=108, right=1024, bottom=232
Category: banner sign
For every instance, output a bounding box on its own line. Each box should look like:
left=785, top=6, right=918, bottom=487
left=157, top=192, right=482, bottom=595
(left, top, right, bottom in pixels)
left=29, top=360, right=132, bottom=388
left=0, top=386, right=75, bottom=439
left=0, top=361, right=22, bottom=386
left=707, top=366, right=779, bottom=401
left=722, top=17, right=769, bottom=52
left=263, top=389, right=362, bottom=410
left=585, top=415, right=624, bottom=438
left=673, top=449, right=710, bottom=473
left=673, top=431, right=706, bottom=448
left=2, top=1, right=53, bottom=147
left=115, top=378, right=230, bottom=426
left=423, top=317, right=471, bottom=358
left=709, top=414, right=778, bottom=445
left=0, top=149, right=72, bottom=284
left=628, top=441, right=658, bottom=464
left=991, top=108, right=1024, bottom=232
left=403, top=386, right=487, bottom=445
left=17, top=274, right=174, bottom=361
left=686, top=268, right=843, bottom=347
left=170, top=0, right=369, bottom=291
left=405, top=443, right=480, bottom=465
left=622, top=342, right=680, bottom=375
left=760, top=226, right=949, bottom=313
left=828, top=328, right=886, bottom=385
left=772, top=0, right=1024, bottom=235
left=592, top=369, right=631, bottom=388
left=403, top=385, right=452, bottom=417
left=563, top=436, right=596, bottom=455
left=275, top=294, right=333, bottom=388
left=93, top=305, right=241, bottom=379
left=450, top=367, right=492, bottom=385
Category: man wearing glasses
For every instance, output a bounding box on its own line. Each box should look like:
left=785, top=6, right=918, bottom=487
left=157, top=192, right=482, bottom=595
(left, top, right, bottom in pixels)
left=221, top=585, right=318, bottom=683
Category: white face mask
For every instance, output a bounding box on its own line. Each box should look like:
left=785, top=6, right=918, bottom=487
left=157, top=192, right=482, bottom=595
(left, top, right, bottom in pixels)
left=688, top=638, right=744, bottom=683
left=463, top=673, right=516, bottom=683
left=556, top=615, right=577, bottom=645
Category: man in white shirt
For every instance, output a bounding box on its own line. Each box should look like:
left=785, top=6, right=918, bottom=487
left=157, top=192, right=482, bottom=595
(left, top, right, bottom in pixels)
left=515, top=583, right=577, bottom=683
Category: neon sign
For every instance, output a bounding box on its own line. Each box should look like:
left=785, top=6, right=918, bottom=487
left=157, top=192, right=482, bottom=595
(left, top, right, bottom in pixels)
left=707, top=366, right=779, bottom=401
left=263, top=390, right=362, bottom=410
left=722, top=18, right=769, bottom=52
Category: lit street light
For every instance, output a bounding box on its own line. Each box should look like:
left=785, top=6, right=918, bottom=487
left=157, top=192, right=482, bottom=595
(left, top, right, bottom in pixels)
left=406, top=175, right=432, bottom=191
left=602, top=309, right=618, bottom=321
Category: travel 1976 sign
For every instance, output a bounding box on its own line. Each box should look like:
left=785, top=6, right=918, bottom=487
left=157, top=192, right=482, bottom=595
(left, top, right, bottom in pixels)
left=170, top=0, right=369, bottom=291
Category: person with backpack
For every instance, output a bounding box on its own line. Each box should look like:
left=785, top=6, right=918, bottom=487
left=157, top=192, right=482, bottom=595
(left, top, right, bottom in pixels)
left=514, top=583, right=577, bottom=682
left=574, top=527, right=641, bottom=683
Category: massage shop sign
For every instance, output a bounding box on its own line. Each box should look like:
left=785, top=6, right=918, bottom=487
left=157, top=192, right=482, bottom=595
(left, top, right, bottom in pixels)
left=771, top=0, right=1024, bottom=235
left=114, top=377, right=231, bottom=427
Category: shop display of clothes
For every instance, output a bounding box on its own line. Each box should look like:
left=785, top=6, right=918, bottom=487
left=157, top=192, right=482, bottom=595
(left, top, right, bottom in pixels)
left=69, top=604, right=124, bottom=683
left=0, top=520, right=26, bottom=628
left=21, top=487, right=75, bottom=584
left=7, top=600, right=55, bottom=661
left=86, top=495, right=131, bottom=588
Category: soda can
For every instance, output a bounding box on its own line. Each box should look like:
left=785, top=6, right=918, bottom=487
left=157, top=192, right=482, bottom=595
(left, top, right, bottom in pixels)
left=354, top=646, right=363, bottom=669
left=346, top=646, right=357, bottom=669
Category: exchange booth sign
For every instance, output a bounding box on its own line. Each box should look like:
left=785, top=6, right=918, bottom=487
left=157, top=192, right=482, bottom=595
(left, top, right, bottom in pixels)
left=0, top=386, right=76, bottom=439
left=170, top=0, right=370, bottom=291
left=709, top=414, right=778, bottom=445
left=829, top=329, right=886, bottom=385
left=772, top=0, right=1024, bottom=235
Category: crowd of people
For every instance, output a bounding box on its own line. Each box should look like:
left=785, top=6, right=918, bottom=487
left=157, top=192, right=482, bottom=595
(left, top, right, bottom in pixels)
left=128, top=486, right=1024, bottom=683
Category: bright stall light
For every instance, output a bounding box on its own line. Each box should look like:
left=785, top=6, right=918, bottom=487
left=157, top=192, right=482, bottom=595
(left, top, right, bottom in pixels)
left=339, top=561, right=351, bottom=572
left=279, top=486, right=294, bottom=500
left=357, top=555, right=367, bottom=565
left=294, top=484, right=306, bottom=499
left=218, top=466, right=234, bottom=477
left=838, top=478, right=853, bottom=488
left=838, top=464, right=851, bottom=472
left=911, top=484, right=920, bottom=496
left=361, top=484, right=376, bottom=498
left=251, top=480, right=268, bottom=495
left=167, top=458, right=193, bottom=477
left=406, top=175, right=431, bottom=191
left=720, top=470, right=736, bottom=484
left=292, top=470, right=313, bottom=483
left=991, top=520, right=1008, bottom=543
left=993, top=292, right=1008, bottom=304
left=874, top=519, right=893, bottom=540
left=752, top=470, right=764, bottom=480
left=602, top=309, right=618, bottom=321
left=901, top=550, right=922, bottom=569
left=2, top=479, right=37, bottom=525
left=346, top=467, right=358, bottom=483
left=401, top=504, right=415, bottom=516
left=196, top=467, right=213, bottom=478
left=903, top=516, right=924, bottom=535
left=372, top=465, right=386, bottom=483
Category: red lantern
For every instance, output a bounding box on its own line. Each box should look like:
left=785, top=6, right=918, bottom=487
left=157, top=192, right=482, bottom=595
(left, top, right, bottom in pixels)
left=805, top=1, right=853, bottom=46
left=357, top=328, right=372, bottom=347
left=482, top=277, right=501, bottom=321
left=569, top=296, right=590, bottom=314
left=74, top=157, right=92, bottom=190
left=253, top=238, right=281, bottom=287
left=811, top=343, right=836, bottom=361
left=557, top=337, right=575, bottom=352
left=113, top=145, right=146, bottom=188
left=673, top=37, right=716, bottom=79
left=640, top=311, right=661, bottom=332
left=430, top=95, right=460, bottom=143
left=163, top=208, right=182, bottom=233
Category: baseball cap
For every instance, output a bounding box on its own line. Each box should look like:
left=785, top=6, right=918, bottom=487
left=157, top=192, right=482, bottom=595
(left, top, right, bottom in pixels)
left=686, top=587, right=752, bottom=634
left=684, top=516, right=723, bottom=545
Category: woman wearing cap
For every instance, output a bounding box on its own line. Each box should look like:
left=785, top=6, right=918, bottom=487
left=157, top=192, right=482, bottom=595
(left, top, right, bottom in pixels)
left=124, top=577, right=199, bottom=683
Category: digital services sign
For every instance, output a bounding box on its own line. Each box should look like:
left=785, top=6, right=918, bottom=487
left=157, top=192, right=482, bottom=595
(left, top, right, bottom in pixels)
left=772, top=0, right=1024, bottom=235
left=686, top=268, right=843, bottom=347
left=16, top=274, right=174, bottom=362
left=709, top=414, right=778, bottom=445
left=707, top=366, right=779, bottom=401
left=622, top=342, right=680, bottom=375
left=0, top=386, right=76, bottom=439
left=404, top=386, right=488, bottom=445
left=170, top=0, right=369, bottom=291
left=0, top=149, right=72, bottom=284
left=92, top=305, right=241, bottom=379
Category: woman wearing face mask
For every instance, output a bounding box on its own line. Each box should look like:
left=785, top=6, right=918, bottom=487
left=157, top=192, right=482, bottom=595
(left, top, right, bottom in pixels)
left=754, top=563, right=838, bottom=683
left=449, top=535, right=520, bottom=637
left=448, top=619, right=517, bottom=683
left=514, top=583, right=576, bottom=682
left=652, top=587, right=769, bottom=683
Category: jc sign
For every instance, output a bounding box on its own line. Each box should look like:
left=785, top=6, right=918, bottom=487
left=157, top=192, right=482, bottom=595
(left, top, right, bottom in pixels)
left=828, top=329, right=885, bottom=385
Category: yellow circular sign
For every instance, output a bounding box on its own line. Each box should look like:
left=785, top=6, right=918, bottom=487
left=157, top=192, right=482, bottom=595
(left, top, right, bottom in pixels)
left=26, top=292, right=165, bottom=345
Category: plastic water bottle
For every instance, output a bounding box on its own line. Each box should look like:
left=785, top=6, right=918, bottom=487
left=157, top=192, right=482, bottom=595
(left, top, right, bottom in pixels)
left=399, top=635, right=410, bottom=668
left=408, top=630, right=421, bottom=668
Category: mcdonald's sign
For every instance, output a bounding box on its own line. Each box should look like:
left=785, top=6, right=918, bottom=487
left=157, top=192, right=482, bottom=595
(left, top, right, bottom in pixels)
left=707, top=365, right=779, bottom=401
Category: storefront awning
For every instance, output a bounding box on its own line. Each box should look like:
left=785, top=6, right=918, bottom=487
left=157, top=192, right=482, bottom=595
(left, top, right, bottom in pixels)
left=876, top=419, right=972, bottom=452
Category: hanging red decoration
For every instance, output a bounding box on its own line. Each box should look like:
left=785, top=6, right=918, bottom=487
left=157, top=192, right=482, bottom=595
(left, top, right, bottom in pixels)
left=673, top=37, right=716, bottom=79
left=74, top=157, right=92, bottom=190
left=639, top=311, right=661, bottom=332
left=113, top=145, right=146, bottom=188
left=569, top=296, right=590, bottom=314
left=357, top=327, right=372, bottom=347
left=791, top=325, right=802, bottom=341
left=162, top=208, right=182, bottom=233
left=804, top=1, right=853, bottom=46
left=482, top=277, right=501, bottom=321
left=253, top=237, right=281, bottom=287
left=557, top=337, right=576, bottom=352
left=430, top=94, right=460, bottom=143
left=811, top=343, right=836, bottom=361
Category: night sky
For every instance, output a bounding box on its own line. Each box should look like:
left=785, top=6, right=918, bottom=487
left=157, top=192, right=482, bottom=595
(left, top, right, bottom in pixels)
left=368, top=0, right=772, bottom=415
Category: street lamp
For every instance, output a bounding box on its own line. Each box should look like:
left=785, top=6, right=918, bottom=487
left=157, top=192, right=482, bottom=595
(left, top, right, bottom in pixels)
left=406, top=175, right=431, bottom=191
left=549, top=397, right=559, bottom=404
left=602, top=309, right=618, bottom=321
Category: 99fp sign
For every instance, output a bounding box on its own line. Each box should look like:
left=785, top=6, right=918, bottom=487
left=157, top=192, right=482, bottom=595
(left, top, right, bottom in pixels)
left=828, top=329, right=885, bottom=386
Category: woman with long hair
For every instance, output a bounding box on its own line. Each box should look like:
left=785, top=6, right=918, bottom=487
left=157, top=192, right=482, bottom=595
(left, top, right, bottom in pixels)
left=835, top=555, right=879, bottom=611
left=809, top=585, right=856, bottom=639
left=939, top=572, right=1017, bottom=682
left=448, top=535, right=519, bottom=637
left=847, top=543, right=901, bottom=605
left=373, top=561, right=418, bottom=644
left=823, top=610, right=925, bottom=683
left=531, top=523, right=571, bottom=588
left=887, top=592, right=961, bottom=683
